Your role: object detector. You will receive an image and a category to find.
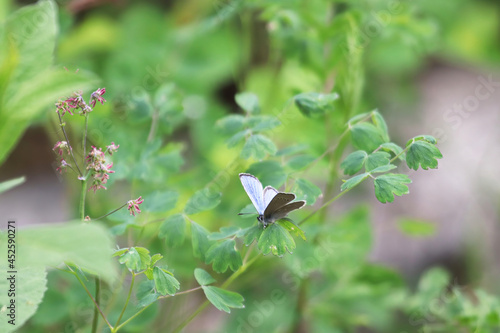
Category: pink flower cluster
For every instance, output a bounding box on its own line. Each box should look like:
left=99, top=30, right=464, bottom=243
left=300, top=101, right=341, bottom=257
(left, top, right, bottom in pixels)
left=86, top=145, right=117, bottom=193
left=127, top=196, right=144, bottom=216
left=55, top=88, right=106, bottom=116
left=53, top=141, right=72, bottom=174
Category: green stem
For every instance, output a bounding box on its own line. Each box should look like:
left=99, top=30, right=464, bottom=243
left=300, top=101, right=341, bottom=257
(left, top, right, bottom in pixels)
left=114, top=272, right=135, bottom=329
left=92, top=202, right=129, bottom=221
left=80, top=178, right=87, bottom=220
left=57, top=112, right=83, bottom=176
left=114, top=304, right=151, bottom=332
left=83, top=114, right=89, bottom=163
left=91, top=278, right=101, bottom=333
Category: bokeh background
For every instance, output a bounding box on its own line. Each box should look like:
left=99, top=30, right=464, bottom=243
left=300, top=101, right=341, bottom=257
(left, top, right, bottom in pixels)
left=1, top=0, right=500, bottom=332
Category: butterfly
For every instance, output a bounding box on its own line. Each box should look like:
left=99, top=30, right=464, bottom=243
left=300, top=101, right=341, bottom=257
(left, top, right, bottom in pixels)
left=239, top=173, right=306, bottom=227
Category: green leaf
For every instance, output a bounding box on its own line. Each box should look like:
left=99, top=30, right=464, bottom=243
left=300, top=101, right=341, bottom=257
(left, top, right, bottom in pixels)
left=340, top=150, right=367, bottom=175
left=235, top=92, right=260, bottom=113
left=150, top=254, right=163, bottom=267
left=118, top=248, right=141, bottom=271
left=239, top=203, right=257, bottom=217
left=243, top=225, right=264, bottom=246
left=417, top=267, right=450, bottom=298
left=365, top=151, right=391, bottom=172
left=397, top=218, right=436, bottom=237
left=406, top=141, right=443, bottom=170
left=205, top=239, right=242, bottom=273
left=246, top=161, right=286, bottom=188
left=191, top=222, right=213, bottom=262
left=144, top=190, right=178, bottom=212
left=184, top=188, right=222, bottom=215
left=0, top=266, right=47, bottom=333
left=258, top=223, right=296, bottom=256
left=278, top=219, right=306, bottom=241
left=226, top=130, right=247, bottom=148
left=216, top=115, right=246, bottom=135
left=208, top=226, right=242, bottom=241
left=153, top=267, right=180, bottom=296
left=194, top=268, right=216, bottom=286
left=380, top=142, right=405, bottom=160
left=369, top=164, right=397, bottom=174
left=348, top=112, right=371, bottom=125
left=294, top=92, right=339, bottom=117
left=341, top=173, right=370, bottom=191
left=135, top=247, right=151, bottom=270
left=276, top=144, right=309, bottom=156
left=371, top=110, right=390, bottom=142
left=159, top=214, right=186, bottom=247
left=16, top=223, right=116, bottom=284
left=293, top=178, right=322, bottom=205
left=350, top=123, right=387, bottom=152
left=202, top=286, right=244, bottom=313
left=373, top=173, right=412, bottom=203
left=136, top=280, right=159, bottom=307
left=247, top=115, right=280, bottom=132
left=286, top=154, right=316, bottom=171
left=406, top=135, right=438, bottom=146
left=241, top=134, right=277, bottom=160
left=0, top=176, right=25, bottom=194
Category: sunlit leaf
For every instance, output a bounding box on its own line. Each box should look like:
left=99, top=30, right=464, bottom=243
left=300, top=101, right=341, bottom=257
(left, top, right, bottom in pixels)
left=258, top=222, right=296, bottom=256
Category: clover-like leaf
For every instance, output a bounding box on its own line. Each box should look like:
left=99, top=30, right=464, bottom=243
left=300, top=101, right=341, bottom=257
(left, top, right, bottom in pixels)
left=153, top=267, right=180, bottom=296
left=276, top=144, right=309, bottom=157
left=373, top=173, right=412, bottom=203
left=208, top=226, right=243, bottom=241
left=258, top=223, right=296, bottom=256
left=216, top=115, right=246, bottom=135
left=136, top=280, right=159, bottom=307
left=202, top=286, right=244, bottom=313
left=243, top=225, right=264, bottom=246
left=241, top=134, right=277, bottom=160
left=184, top=189, right=222, bottom=215
left=191, top=222, right=213, bottom=262
left=365, top=151, right=390, bottom=172
left=294, top=92, right=339, bottom=117
left=293, top=178, right=322, bottom=205
left=159, top=214, right=186, bottom=247
left=278, top=219, right=306, bottom=241
left=194, top=268, right=216, bottom=286
left=247, top=115, right=280, bottom=132
left=235, top=92, right=260, bottom=114
left=350, top=123, right=387, bottom=152
left=371, top=110, right=390, bottom=142
left=286, top=154, right=316, bottom=171
left=369, top=164, right=397, bottom=174
left=205, top=239, right=242, bottom=273
left=406, top=141, right=443, bottom=170
left=135, top=247, right=151, bottom=270
left=143, top=190, right=178, bottom=213
left=406, top=135, right=438, bottom=146
left=341, top=172, right=370, bottom=191
left=340, top=150, right=367, bottom=175
left=118, top=247, right=141, bottom=271
left=380, top=142, right=405, bottom=160
left=226, top=130, right=247, bottom=148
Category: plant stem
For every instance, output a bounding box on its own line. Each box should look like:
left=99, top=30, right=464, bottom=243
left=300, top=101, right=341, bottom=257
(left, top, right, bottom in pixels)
left=92, top=202, right=128, bottom=221
left=299, top=184, right=355, bottom=225
left=147, top=107, right=159, bottom=142
left=80, top=178, right=88, bottom=220
left=83, top=114, right=89, bottom=163
left=91, top=278, right=101, bottom=333
left=57, top=112, right=83, bottom=176
left=114, top=272, right=135, bottom=329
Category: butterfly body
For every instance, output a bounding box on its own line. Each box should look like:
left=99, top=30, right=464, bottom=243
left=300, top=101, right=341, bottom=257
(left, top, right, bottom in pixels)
left=239, top=173, right=305, bottom=227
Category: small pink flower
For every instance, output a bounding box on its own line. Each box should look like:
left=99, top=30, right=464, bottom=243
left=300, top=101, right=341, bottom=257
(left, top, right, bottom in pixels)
left=106, top=142, right=119, bottom=155
left=127, top=196, right=144, bottom=216
left=56, top=159, right=69, bottom=174
left=53, top=141, right=70, bottom=156
left=90, top=88, right=106, bottom=108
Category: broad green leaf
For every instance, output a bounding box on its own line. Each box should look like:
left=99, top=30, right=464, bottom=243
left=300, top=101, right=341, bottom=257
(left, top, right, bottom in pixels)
left=144, top=190, right=178, bottom=212
left=235, top=92, right=260, bottom=113
left=0, top=176, right=25, bottom=194
left=136, top=280, right=159, bottom=307
left=0, top=266, right=47, bottom=333
left=17, top=223, right=116, bottom=284
left=184, top=188, right=222, bottom=215
left=380, top=142, right=405, bottom=160
left=286, top=154, right=316, bottom=171
left=293, top=178, right=322, bottom=205
left=406, top=135, right=438, bottom=146
left=208, top=226, right=242, bottom=241
left=243, top=225, right=264, bottom=246
left=150, top=254, right=163, bottom=267
left=226, top=130, right=247, bottom=148
left=397, top=218, right=436, bottom=237
left=128, top=88, right=153, bottom=123
left=340, top=150, right=367, bottom=175
left=246, top=161, right=286, bottom=188
left=406, top=141, right=443, bottom=170
left=135, top=247, right=151, bottom=270
left=112, top=248, right=129, bottom=257
left=258, top=222, right=296, bottom=256
left=294, top=92, right=339, bottom=117
left=216, top=115, right=246, bottom=135
left=348, top=112, right=371, bottom=125
left=205, top=239, right=242, bottom=273
left=276, top=144, right=309, bottom=156
left=350, top=122, right=386, bottom=152
left=341, top=172, right=369, bottom=191
left=373, top=173, right=412, bottom=203
left=371, top=110, right=390, bottom=142
left=153, top=267, right=180, bottom=296
left=202, top=286, right=244, bottom=313
left=369, top=164, right=397, bottom=174
left=194, top=268, right=216, bottom=286
left=278, top=219, right=306, bottom=240
left=416, top=267, right=450, bottom=299
left=118, top=247, right=141, bottom=271
left=247, top=115, right=280, bottom=132
left=365, top=151, right=390, bottom=172
left=241, top=134, right=277, bottom=160
left=159, top=214, right=186, bottom=247
left=191, top=222, right=213, bottom=262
